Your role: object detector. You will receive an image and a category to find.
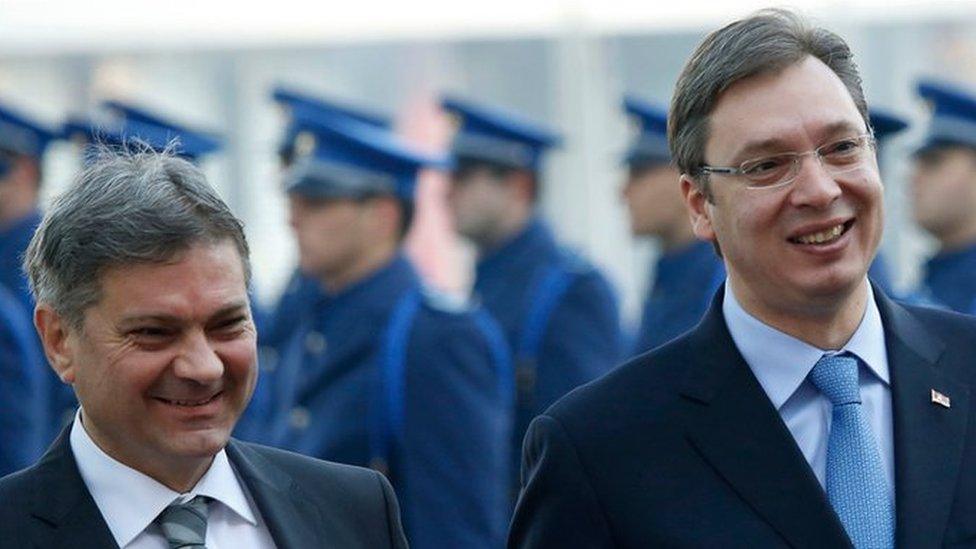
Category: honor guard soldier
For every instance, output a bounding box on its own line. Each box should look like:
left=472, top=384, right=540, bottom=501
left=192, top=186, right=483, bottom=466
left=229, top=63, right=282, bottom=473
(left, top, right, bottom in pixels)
left=621, top=95, right=725, bottom=355
left=261, top=86, right=395, bottom=366
left=440, top=96, right=623, bottom=496
left=235, top=86, right=400, bottom=441
left=264, top=109, right=513, bottom=548
left=0, top=101, right=63, bottom=462
left=0, top=101, right=61, bottom=315
left=911, top=79, right=976, bottom=313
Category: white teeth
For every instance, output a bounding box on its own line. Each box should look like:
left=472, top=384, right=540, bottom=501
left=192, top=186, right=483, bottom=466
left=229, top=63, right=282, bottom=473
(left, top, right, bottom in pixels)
left=162, top=394, right=217, bottom=407
left=795, top=224, right=844, bottom=245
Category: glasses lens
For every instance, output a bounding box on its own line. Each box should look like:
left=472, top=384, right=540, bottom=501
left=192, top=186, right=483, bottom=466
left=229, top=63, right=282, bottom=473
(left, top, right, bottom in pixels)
left=820, top=136, right=871, bottom=174
left=740, top=154, right=796, bottom=188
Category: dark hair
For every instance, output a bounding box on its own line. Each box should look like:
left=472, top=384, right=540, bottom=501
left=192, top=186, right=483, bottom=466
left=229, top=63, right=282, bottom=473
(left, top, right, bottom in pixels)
left=669, top=8, right=870, bottom=199
left=25, top=143, right=251, bottom=328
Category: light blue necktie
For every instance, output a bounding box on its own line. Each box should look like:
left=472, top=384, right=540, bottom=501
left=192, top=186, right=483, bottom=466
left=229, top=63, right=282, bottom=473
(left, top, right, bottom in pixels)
left=809, top=353, right=894, bottom=548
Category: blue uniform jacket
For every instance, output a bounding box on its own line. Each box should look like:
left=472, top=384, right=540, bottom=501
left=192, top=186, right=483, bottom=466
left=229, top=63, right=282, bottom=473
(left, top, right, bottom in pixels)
left=236, top=270, right=322, bottom=441
left=261, top=255, right=513, bottom=549
left=0, top=210, right=40, bottom=313
left=918, top=242, right=976, bottom=314
left=0, top=209, right=75, bottom=445
left=0, top=283, right=46, bottom=476
left=633, top=240, right=724, bottom=355
left=473, top=218, right=622, bottom=494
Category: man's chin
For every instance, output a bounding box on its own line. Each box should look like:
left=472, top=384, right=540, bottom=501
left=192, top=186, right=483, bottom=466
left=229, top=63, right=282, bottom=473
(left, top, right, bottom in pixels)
left=165, top=428, right=232, bottom=458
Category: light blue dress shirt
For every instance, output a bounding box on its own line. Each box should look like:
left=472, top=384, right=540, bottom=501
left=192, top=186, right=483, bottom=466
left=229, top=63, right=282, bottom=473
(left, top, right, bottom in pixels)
left=722, top=281, right=894, bottom=502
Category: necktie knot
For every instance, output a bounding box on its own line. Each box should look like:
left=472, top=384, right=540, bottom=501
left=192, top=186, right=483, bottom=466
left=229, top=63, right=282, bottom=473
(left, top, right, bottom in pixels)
left=810, top=353, right=861, bottom=406
left=155, top=495, right=211, bottom=549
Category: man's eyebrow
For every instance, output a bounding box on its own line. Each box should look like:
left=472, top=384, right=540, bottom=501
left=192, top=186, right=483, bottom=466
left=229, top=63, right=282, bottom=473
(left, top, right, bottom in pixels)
left=117, top=300, right=251, bottom=326
left=722, top=120, right=867, bottom=164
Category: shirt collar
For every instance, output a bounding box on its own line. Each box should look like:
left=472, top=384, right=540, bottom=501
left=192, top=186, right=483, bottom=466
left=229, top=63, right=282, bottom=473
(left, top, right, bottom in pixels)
left=722, top=280, right=889, bottom=410
left=69, top=410, right=258, bottom=548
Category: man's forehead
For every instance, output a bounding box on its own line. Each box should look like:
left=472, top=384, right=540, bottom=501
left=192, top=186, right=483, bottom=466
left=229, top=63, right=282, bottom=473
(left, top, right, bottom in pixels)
left=96, top=242, right=248, bottom=305
left=705, top=56, right=865, bottom=161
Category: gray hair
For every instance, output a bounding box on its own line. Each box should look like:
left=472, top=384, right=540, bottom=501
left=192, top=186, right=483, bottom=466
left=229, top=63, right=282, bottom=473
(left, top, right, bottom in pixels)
left=668, top=9, right=870, bottom=198
left=25, top=143, right=251, bottom=328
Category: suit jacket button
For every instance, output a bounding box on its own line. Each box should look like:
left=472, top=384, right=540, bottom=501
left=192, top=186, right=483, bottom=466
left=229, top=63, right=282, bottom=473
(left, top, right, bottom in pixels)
left=290, top=406, right=311, bottom=429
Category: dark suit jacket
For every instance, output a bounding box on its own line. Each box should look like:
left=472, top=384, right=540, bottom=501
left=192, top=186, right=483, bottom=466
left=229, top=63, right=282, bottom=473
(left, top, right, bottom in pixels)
left=0, top=428, right=409, bottom=548
left=509, top=286, right=976, bottom=548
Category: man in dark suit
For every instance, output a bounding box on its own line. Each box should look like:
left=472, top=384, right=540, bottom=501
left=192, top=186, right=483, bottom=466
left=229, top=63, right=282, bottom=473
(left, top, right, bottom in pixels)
left=0, top=145, right=408, bottom=548
left=510, top=9, right=976, bottom=548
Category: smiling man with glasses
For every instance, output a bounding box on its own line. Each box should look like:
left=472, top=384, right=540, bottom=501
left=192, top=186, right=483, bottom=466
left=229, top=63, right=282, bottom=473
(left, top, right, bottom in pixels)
left=509, top=9, right=976, bottom=548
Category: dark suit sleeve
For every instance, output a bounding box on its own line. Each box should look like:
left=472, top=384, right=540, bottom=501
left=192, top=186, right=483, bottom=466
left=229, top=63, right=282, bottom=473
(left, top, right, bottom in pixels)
left=373, top=469, right=409, bottom=549
left=509, top=414, right=615, bottom=548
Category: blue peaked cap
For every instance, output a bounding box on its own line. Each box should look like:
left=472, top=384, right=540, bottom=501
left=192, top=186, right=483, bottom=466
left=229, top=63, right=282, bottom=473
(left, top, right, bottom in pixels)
left=440, top=95, right=561, bottom=172
left=0, top=101, right=62, bottom=177
left=0, top=102, right=61, bottom=158
left=283, top=114, right=447, bottom=203
left=0, top=101, right=62, bottom=178
left=916, top=78, right=976, bottom=152
left=272, top=86, right=392, bottom=161
left=622, top=95, right=670, bottom=168
left=868, top=107, right=909, bottom=144
left=64, top=100, right=221, bottom=161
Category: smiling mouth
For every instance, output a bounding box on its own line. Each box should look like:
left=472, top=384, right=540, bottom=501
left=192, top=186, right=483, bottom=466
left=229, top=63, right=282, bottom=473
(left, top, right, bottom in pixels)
left=154, top=391, right=222, bottom=407
left=789, top=219, right=855, bottom=246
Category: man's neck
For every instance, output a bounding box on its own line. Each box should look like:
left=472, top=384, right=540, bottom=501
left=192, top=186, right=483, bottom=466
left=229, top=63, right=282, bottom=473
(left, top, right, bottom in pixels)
left=79, top=410, right=214, bottom=493
left=476, top=212, right=532, bottom=254
left=729, top=276, right=869, bottom=350
left=936, top=218, right=976, bottom=253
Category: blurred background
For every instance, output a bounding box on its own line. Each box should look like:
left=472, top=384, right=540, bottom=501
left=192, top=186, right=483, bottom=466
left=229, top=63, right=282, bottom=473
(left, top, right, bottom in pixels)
left=3, top=0, right=976, bottom=327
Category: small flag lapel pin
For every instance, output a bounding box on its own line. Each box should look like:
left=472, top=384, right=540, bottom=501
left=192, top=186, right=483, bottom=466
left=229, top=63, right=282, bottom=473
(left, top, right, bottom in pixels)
left=931, top=389, right=951, bottom=409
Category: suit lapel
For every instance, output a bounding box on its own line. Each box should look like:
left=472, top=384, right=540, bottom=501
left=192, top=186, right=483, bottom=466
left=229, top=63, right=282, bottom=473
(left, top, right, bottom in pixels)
left=226, top=440, right=324, bottom=549
left=680, top=287, right=852, bottom=548
left=29, top=427, right=119, bottom=548
left=875, top=291, right=969, bottom=548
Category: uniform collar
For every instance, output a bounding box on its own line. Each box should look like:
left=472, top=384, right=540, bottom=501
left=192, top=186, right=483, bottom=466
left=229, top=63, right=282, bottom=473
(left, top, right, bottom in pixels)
left=476, top=216, right=556, bottom=276
left=925, top=240, right=976, bottom=272
left=320, top=252, right=417, bottom=310
left=654, top=240, right=719, bottom=282
left=69, top=410, right=258, bottom=548
left=722, top=280, right=889, bottom=410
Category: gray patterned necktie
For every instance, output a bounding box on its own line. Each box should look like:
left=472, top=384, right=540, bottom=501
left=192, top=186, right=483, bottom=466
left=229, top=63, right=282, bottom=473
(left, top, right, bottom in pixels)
left=154, top=495, right=211, bottom=549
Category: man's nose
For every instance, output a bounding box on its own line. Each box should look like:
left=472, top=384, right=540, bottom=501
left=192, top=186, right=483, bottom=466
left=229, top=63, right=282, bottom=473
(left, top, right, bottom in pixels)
left=172, top=330, right=224, bottom=383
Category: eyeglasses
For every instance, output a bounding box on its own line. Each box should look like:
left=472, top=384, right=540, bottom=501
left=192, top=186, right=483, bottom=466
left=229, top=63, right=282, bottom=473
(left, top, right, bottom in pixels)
left=697, top=134, right=877, bottom=190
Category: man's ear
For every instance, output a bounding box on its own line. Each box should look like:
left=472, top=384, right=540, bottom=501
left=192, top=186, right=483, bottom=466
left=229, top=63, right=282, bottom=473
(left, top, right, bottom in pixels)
left=681, top=175, right=716, bottom=242
left=35, top=304, right=77, bottom=385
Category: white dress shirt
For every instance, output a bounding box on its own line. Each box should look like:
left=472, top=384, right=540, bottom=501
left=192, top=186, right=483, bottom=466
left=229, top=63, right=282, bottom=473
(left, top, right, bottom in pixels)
left=722, top=281, right=895, bottom=502
left=70, top=410, right=277, bottom=548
